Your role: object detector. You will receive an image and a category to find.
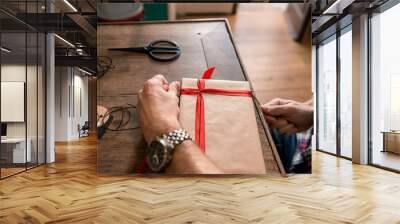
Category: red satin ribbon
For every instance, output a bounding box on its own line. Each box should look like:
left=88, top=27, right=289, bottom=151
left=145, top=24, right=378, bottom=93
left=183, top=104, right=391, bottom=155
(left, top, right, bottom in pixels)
left=136, top=67, right=252, bottom=173
left=180, top=79, right=252, bottom=153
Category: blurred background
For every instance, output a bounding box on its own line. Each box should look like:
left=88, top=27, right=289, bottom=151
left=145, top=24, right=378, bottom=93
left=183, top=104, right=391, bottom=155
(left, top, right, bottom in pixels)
left=98, top=3, right=312, bottom=104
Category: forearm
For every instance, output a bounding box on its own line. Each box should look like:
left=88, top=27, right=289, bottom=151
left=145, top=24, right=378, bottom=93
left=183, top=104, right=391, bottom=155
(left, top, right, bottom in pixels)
left=166, top=141, right=222, bottom=174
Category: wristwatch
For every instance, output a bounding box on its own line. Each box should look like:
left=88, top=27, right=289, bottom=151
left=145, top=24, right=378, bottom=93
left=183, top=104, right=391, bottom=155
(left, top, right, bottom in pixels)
left=146, top=128, right=192, bottom=172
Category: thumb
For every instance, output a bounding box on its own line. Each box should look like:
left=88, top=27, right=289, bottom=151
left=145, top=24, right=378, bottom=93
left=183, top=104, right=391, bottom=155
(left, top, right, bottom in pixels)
left=168, top=81, right=180, bottom=96
left=263, top=105, right=291, bottom=116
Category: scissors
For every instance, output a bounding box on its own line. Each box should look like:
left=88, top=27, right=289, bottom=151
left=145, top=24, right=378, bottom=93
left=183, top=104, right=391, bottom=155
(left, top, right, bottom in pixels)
left=108, top=40, right=181, bottom=62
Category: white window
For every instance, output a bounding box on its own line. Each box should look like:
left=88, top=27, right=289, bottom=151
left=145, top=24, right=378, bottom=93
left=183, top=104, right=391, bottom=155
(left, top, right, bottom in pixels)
left=317, top=37, right=337, bottom=154
left=371, top=2, right=400, bottom=171
left=339, top=29, right=352, bottom=158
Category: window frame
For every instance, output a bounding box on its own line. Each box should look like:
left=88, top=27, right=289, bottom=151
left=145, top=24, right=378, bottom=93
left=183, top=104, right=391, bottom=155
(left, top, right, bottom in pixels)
left=0, top=0, right=48, bottom=180
left=367, top=0, right=400, bottom=173
left=315, top=20, right=353, bottom=160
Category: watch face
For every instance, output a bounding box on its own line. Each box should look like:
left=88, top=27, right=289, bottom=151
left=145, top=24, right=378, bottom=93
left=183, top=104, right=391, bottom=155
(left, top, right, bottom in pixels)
left=147, top=138, right=170, bottom=172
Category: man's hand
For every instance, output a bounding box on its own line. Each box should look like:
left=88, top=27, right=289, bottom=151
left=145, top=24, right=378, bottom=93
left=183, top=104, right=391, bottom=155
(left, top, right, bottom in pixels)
left=138, top=75, right=222, bottom=174
left=137, top=74, right=181, bottom=143
left=261, top=98, right=313, bottom=134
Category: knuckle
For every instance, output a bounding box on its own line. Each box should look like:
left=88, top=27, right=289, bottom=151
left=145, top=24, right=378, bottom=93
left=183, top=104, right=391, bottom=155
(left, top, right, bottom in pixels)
left=145, top=79, right=157, bottom=87
left=143, top=81, right=150, bottom=89
left=155, top=74, right=165, bottom=79
left=145, top=80, right=153, bottom=86
left=143, top=82, right=156, bottom=93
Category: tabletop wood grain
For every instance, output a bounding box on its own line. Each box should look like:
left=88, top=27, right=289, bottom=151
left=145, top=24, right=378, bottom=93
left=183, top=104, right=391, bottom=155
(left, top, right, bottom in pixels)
left=97, top=19, right=284, bottom=175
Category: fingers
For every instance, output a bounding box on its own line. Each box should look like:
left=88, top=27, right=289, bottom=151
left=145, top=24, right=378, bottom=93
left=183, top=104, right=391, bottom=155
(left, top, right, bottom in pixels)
left=154, top=74, right=169, bottom=91
left=263, top=106, right=290, bottom=129
left=272, top=118, right=289, bottom=129
left=264, top=115, right=277, bottom=125
left=262, top=98, right=292, bottom=116
left=266, top=114, right=298, bottom=135
left=278, top=123, right=298, bottom=135
left=162, top=84, right=169, bottom=91
left=144, top=74, right=168, bottom=92
left=168, top=81, right=180, bottom=96
left=263, top=105, right=287, bottom=116
left=143, top=75, right=181, bottom=93
left=265, top=98, right=292, bottom=106
left=265, top=115, right=289, bottom=128
left=153, top=74, right=168, bottom=85
left=263, top=104, right=295, bottom=116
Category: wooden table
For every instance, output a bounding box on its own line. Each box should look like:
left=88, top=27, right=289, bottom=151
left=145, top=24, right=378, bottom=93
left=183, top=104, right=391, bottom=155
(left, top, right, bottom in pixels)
left=382, top=131, right=400, bottom=154
left=97, top=19, right=285, bottom=175
left=1, top=138, right=32, bottom=167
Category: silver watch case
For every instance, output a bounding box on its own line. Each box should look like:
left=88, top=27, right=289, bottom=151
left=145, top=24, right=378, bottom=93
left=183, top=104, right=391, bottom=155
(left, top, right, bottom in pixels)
left=146, top=136, right=174, bottom=172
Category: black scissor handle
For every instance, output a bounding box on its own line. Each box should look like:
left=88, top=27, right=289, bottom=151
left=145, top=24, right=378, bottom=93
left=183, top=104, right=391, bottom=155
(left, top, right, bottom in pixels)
left=147, top=40, right=181, bottom=62
left=109, top=47, right=147, bottom=53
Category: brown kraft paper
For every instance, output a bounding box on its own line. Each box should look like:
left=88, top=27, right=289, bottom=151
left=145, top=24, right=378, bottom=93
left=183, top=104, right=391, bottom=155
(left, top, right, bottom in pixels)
left=179, top=78, right=267, bottom=174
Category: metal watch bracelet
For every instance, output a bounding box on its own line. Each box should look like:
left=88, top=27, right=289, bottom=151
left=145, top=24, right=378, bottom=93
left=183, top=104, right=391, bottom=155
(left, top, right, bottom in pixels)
left=162, top=128, right=192, bottom=147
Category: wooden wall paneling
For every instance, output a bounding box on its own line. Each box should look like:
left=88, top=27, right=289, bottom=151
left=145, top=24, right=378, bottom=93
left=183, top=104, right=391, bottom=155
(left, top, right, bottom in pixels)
left=88, top=77, right=97, bottom=133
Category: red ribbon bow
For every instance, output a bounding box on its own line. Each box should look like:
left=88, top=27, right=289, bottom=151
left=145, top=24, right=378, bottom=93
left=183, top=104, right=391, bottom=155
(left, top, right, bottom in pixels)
left=180, top=67, right=252, bottom=152
left=137, top=67, right=252, bottom=173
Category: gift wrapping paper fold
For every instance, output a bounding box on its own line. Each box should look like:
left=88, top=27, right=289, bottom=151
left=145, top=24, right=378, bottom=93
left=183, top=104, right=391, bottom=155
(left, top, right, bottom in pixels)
left=180, top=78, right=267, bottom=174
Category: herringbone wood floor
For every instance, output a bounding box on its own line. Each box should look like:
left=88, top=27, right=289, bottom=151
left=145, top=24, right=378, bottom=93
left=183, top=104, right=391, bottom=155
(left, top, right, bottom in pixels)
left=1, top=136, right=400, bottom=223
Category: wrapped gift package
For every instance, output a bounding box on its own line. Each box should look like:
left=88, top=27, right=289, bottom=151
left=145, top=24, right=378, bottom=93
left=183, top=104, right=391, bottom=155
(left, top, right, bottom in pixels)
left=179, top=78, right=267, bottom=174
